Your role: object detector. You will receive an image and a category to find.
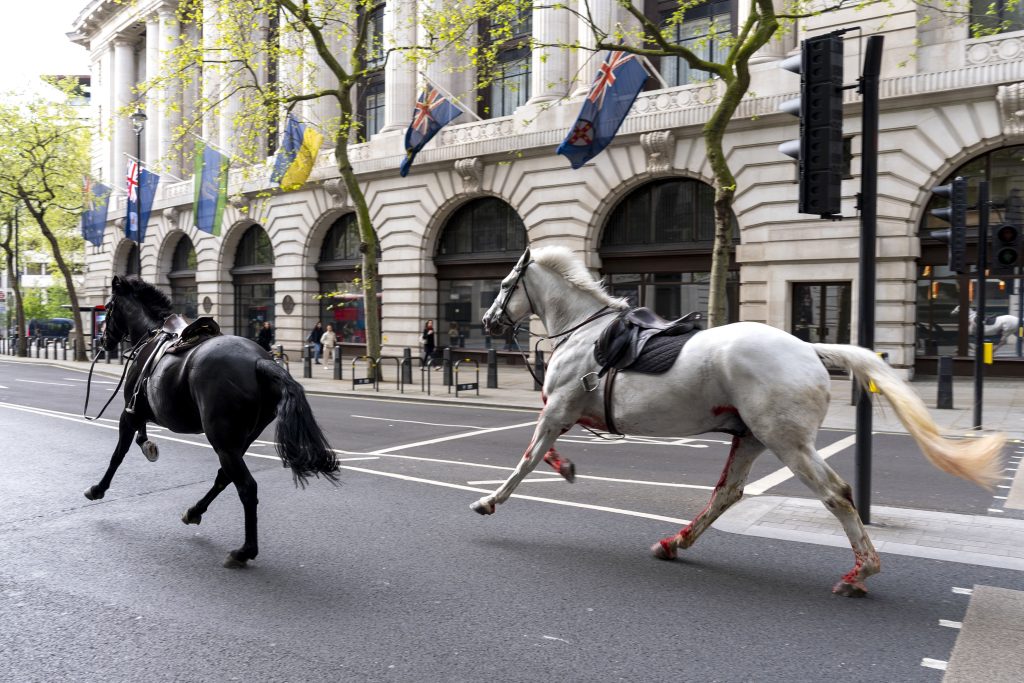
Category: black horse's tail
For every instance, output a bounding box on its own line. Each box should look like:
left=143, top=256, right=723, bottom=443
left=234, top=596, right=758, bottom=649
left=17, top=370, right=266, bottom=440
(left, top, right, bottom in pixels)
left=256, top=359, right=339, bottom=487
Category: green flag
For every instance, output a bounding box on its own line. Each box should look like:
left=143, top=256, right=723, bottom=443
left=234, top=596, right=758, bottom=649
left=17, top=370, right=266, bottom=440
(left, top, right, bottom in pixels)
left=193, top=138, right=229, bottom=236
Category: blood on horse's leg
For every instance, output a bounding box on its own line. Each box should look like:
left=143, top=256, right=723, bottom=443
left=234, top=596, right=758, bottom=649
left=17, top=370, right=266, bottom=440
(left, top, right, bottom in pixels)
left=543, top=448, right=575, bottom=482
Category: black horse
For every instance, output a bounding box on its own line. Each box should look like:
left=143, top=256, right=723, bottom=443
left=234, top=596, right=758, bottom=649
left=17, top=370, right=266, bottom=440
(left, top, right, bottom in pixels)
left=86, top=275, right=338, bottom=567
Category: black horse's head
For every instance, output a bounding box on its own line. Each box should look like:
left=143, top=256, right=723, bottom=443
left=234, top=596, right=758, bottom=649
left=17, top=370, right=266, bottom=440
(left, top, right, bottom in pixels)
left=102, top=275, right=173, bottom=351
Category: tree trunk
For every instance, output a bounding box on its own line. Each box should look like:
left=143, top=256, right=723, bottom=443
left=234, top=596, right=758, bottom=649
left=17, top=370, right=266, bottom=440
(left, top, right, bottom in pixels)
left=1, top=227, right=27, bottom=356
left=336, top=93, right=381, bottom=360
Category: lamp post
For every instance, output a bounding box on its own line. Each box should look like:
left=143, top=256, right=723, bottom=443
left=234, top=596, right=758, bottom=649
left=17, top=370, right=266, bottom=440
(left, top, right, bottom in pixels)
left=130, top=109, right=147, bottom=276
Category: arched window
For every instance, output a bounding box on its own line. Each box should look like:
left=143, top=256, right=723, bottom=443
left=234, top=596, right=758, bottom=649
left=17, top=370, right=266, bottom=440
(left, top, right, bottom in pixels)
left=168, top=235, right=198, bottom=319
left=435, top=197, right=528, bottom=352
left=231, top=225, right=274, bottom=341
left=124, top=242, right=140, bottom=276
left=316, top=214, right=378, bottom=344
left=917, top=145, right=1024, bottom=362
left=599, top=178, right=739, bottom=322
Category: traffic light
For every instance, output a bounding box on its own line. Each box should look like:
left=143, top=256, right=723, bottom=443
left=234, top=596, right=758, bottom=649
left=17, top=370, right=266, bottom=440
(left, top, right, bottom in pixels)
left=779, top=31, right=845, bottom=218
left=991, top=224, right=1021, bottom=274
left=929, top=176, right=967, bottom=274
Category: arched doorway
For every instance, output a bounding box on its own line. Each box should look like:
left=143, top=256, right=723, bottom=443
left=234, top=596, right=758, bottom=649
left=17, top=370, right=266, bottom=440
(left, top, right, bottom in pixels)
left=435, top=197, right=528, bottom=352
left=231, top=225, right=274, bottom=341
left=918, top=145, right=1024, bottom=369
left=168, top=235, right=198, bottom=318
left=122, top=242, right=140, bottom=276
left=316, top=213, right=379, bottom=344
left=599, top=178, right=739, bottom=322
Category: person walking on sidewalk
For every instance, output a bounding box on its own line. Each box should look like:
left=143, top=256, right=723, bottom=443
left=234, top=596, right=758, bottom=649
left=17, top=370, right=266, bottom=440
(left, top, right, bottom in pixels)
left=307, top=321, right=323, bottom=364
left=320, top=324, right=337, bottom=365
left=421, top=320, right=436, bottom=367
left=257, top=321, right=273, bottom=352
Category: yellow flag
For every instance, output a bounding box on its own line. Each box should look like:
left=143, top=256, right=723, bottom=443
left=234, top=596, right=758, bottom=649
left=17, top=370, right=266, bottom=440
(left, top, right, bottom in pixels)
left=280, top=126, right=324, bottom=190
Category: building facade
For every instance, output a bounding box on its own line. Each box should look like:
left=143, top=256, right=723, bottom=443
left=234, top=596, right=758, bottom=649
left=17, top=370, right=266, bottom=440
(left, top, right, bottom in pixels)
left=70, top=0, right=1024, bottom=375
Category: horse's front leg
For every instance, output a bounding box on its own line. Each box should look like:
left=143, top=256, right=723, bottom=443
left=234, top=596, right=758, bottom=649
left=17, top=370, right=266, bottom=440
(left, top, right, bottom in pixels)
left=134, top=422, right=159, bottom=462
left=471, top=407, right=572, bottom=515
left=84, top=410, right=138, bottom=500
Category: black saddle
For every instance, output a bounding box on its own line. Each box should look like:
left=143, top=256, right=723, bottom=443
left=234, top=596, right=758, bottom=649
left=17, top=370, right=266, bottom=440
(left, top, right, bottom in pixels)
left=983, top=315, right=998, bottom=326
left=163, top=315, right=222, bottom=355
left=594, top=308, right=702, bottom=376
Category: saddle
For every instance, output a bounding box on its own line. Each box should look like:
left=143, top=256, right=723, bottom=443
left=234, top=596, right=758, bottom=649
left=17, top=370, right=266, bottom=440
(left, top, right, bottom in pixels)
left=162, top=314, right=222, bottom=355
left=594, top=308, right=702, bottom=377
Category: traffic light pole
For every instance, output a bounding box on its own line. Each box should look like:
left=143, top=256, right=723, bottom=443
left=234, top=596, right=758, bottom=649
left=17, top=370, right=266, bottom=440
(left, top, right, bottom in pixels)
left=854, top=35, right=884, bottom=525
left=974, top=181, right=989, bottom=430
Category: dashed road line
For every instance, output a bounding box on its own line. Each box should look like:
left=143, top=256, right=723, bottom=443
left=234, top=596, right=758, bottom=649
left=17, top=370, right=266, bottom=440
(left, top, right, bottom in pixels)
left=920, top=658, right=947, bottom=671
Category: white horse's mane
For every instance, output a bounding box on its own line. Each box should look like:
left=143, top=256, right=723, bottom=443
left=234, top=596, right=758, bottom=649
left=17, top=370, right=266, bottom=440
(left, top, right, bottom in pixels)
left=531, top=246, right=630, bottom=310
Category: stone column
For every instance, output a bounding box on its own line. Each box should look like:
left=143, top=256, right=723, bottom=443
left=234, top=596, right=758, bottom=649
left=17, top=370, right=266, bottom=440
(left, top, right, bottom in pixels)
left=573, top=0, right=618, bottom=96
left=158, top=5, right=182, bottom=176
left=528, top=3, right=572, bottom=103
left=747, top=0, right=792, bottom=64
left=201, top=0, right=220, bottom=146
left=112, top=38, right=136, bottom=182
left=380, top=0, right=417, bottom=133
left=145, top=16, right=160, bottom=165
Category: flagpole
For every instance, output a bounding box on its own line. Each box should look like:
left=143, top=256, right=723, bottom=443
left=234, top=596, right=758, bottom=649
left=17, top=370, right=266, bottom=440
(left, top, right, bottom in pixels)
left=417, top=72, right=483, bottom=122
left=285, top=111, right=332, bottom=142
left=188, top=131, right=233, bottom=160
left=637, top=55, right=669, bottom=90
left=122, top=153, right=186, bottom=182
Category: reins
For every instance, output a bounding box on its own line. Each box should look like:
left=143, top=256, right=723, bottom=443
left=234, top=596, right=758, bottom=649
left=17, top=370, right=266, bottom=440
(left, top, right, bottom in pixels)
left=82, top=331, right=153, bottom=422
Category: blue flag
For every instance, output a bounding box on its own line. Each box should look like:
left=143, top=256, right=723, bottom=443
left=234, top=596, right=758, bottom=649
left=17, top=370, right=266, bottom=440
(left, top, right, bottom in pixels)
left=556, top=51, right=649, bottom=169
left=400, top=86, right=463, bottom=177
left=125, top=160, right=159, bottom=243
left=271, top=114, right=304, bottom=183
left=81, top=177, right=110, bottom=248
left=270, top=113, right=323, bottom=190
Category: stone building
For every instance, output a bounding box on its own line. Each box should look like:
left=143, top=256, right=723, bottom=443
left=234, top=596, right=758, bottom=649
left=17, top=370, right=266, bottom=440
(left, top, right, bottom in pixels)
left=69, top=0, right=1024, bottom=376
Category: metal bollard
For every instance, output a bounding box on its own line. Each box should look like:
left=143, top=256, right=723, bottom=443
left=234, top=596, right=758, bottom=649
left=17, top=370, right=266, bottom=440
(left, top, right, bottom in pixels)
left=487, top=348, right=498, bottom=389
left=62, top=339, right=67, bottom=361
left=35, top=338, right=41, bottom=358
left=534, top=349, right=545, bottom=391
left=442, top=347, right=452, bottom=386
left=118, top=341, right=125, bottom=364
left=303, top=344, right=312, bottom=378
left=333, top=348, right=343, bottom=380
left=402, top=348, right=413, bottom=385
left=937, top=355, right=954, bottom=409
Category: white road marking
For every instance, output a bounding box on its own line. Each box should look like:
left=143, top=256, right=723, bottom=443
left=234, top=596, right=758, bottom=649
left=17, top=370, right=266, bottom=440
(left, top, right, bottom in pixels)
left=952, top=587, right=974, bottom=595
left=0, top=385, right=6, bottom=389
left=16, top=379, right=76, bottom=387
left=352, top=414, right=487, bottom=430
left=994, top=495, right=1008, bottom=500
left=369, top=421, right=539, bottom=454
left=987, top=508, right=1004, bottom=514
left=938, top=619, right=963, bottom=629
left=467, top=477, right=565, bottom=485
left=920, top=658, right=947, bottom=671
left=62, top=377, right=118, bottom=385
left=744, top=434, right=858, bottom=495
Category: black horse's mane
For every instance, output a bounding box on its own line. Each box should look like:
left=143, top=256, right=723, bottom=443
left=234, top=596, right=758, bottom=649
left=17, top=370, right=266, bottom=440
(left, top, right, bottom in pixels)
left=122, top=276, right=174, bottom=320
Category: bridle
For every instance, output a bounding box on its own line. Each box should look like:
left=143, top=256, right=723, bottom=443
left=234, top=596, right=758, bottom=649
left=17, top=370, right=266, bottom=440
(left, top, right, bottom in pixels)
left=82, top=296, right=152, bottom=421
left=490, top=257, right=537, bottom=334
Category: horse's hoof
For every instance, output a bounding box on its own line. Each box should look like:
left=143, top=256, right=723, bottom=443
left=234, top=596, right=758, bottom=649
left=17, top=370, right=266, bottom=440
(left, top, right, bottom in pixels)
left=223, top=552, right=249, bottom=569
left=470, top=499, right=495, bottom=515
left=141, top=440, right=159, bottom=463
left=181, top=509, right=202, bottom=525
left=84, top=486, right=104, bottom=501
left=832, top=580, right=868, bottom=598
left=560, top=461, right=576, bottom=483
left=651, top=540, right=677, bottom=561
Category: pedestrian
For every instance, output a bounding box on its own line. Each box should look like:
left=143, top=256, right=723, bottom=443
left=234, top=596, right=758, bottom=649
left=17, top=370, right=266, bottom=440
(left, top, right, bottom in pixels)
left=257, top=321, right=273, bottom=352
left=308, top=321, right=323, bottom=364
left=447, top=321, right=460, bottom=349
left=421, top=320, right=435, bottom=367
left=320, top=324, right=337, bottom=364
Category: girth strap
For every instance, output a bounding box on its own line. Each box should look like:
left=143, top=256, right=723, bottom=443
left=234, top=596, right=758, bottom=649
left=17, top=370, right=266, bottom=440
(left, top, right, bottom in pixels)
left=603, top=368, right=622, bottom=436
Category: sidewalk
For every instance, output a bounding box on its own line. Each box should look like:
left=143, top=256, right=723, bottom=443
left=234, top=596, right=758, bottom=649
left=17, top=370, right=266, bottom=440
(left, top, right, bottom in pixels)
left=4, top=352, right=1023, bottom=571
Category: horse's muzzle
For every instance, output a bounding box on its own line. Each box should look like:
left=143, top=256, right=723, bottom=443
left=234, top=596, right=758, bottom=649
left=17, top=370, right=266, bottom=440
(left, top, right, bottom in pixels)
left=481, top=315, right=506, bottom=337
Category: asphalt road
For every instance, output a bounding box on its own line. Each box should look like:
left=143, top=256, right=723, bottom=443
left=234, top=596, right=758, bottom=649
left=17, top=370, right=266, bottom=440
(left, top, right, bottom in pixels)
left=0, top=359, right=1019, bottom=681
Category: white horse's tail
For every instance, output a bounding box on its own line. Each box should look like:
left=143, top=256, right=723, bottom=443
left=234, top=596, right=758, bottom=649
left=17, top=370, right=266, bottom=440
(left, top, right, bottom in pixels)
left=812, top=344, right=1005, bottom=488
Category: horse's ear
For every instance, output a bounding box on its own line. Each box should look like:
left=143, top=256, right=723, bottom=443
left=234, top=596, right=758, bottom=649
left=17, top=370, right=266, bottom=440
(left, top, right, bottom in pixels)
left=111, top=275, right=123, bottom=292
left=517, top=248, right=530, bottom=269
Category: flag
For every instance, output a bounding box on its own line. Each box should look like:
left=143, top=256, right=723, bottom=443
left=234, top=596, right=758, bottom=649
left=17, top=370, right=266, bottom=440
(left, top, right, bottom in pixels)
left=399, top=85, right=463, bottom=177
left=556, top=51, right=649, bottom=169
left=193, top=138, right=229, bottom=236
left=271, top=113, right=324, bottom=190
left=125, top=160, right=159, bottom=243
left=81, top=177, right=110, bottom=247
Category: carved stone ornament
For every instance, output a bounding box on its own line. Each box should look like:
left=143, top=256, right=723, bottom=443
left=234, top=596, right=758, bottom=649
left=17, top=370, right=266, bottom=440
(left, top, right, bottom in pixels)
left=229, top=195, right=251, bottom=212
left=323, top=179, right=348, bottom=207
left=282, top=295, right=295, bottom=315
left=997, top=82, right=1024, bottom=136
left=455, top=157, right=484, bottom=193
left=162, top=206, right=179, bottom=223
left=640, top=130, right=676, bottom=174
left=202, top=296, right=213, bottom=314
left=114, top=217, right=125, bottom=230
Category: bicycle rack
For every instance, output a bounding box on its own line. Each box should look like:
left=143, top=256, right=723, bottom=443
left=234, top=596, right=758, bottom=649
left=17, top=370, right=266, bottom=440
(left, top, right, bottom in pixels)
left=420, top=363, right=433, bottom=395
left=375, top=356, right=403, bottom=394
left=351, top=355, right=377, bottom=390
left=452, top=359, right=480, bottom=397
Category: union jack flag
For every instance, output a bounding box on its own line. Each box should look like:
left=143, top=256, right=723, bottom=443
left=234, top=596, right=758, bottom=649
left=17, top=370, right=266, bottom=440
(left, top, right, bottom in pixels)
left=126, top=159, right=139, bottom=202
left=400, top=84, right=463, bottom=177
left=556, top=50, right=649, bottom=170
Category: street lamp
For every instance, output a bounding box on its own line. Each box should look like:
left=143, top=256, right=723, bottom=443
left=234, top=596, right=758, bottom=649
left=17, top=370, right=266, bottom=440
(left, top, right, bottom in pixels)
left=129, top=109, right=146, bottom=276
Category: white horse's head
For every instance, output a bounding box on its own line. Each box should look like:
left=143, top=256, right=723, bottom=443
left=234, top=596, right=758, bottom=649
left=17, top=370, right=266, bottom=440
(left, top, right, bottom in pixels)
left=482, top=248, right=533, bottom=336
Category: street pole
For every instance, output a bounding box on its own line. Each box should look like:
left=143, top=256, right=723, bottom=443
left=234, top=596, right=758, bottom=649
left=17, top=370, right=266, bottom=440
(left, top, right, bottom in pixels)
left=130, top=110, right=147, bottom=276
left=974, top=181, right=989, bottom=430
left=14, top=205, right=25, bottom=357
left=854, top=35, right=884, bottom=525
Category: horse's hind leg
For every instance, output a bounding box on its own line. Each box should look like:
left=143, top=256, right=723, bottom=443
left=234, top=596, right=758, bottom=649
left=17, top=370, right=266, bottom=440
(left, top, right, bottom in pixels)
left=215, top=450, right=259, bottom=568
left=774, top=443, right=879, bottom=597
left=652, top=435, right=764, bottom=560
left=85, top=411, right=138, bottom=500
left=134, top=423, right=159, bottom=463
left=181, top=468, right=230, bottom=525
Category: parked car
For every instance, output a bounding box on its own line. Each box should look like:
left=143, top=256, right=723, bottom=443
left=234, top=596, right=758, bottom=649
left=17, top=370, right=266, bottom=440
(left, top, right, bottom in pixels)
left=27, top=318, right=73, bottom=339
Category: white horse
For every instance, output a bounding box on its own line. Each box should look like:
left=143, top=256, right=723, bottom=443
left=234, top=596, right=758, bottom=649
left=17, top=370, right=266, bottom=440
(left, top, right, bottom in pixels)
left=952, top=305, right=1020, bottom=352
left=479, top=247, right=1005, bottom=597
